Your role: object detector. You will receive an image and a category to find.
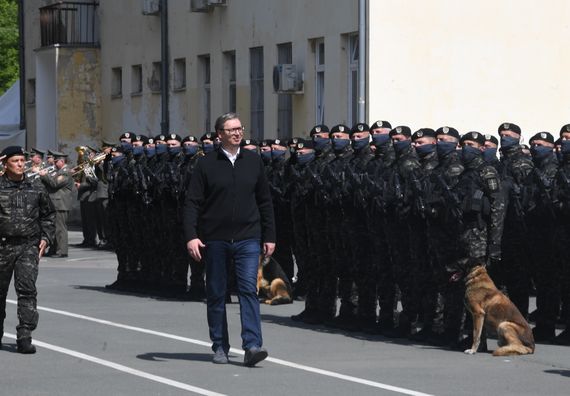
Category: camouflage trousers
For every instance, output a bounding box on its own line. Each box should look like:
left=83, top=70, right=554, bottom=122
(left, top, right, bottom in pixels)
left=0, top=238, right=40, bottom=339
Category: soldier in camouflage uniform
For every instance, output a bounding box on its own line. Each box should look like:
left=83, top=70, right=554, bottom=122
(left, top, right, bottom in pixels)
left=526, top=132, right=560, bottom=342
left=483, top=134, right=502, bottom=172
left=449, top=132, right=505, bottom=350
left=498, top=123, right=534, bottom=318
left=0, top=146, right=55, bottom=354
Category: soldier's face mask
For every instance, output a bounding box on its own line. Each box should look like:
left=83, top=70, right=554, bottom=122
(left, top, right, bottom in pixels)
left=530, top=145, right=553, bottom=161
left=296, top=151, right=315, bottom=165
left=372, top=134, right=390, bottom=146
left=260, top=150, right=272, bottom=161
left=436, top=141, right=456, bottom=158
left=500, top=136, right=519, bottom=150
left=168, top=146, right=182, bottom=155
left=202, top=143, right=214, bottom=154
left=461, top=145, right=482, bottom=163
left=183, top=145, right=199, bottom=156
left=156, top=144, right=168, bottom=155
left=313, top=136, right=330, bottom=151
left=392, top=139, right=411, bottom=155
left=332, top=138, right=350, bottom=151
left=132, top=146, right=144, bottom=156
left=351, top=137, right=369, bottom=151
left=415, top=143, right=436, bottom=157
left=271, top=149, right=287, bottom=159
left=560, top=140, right=570, bottom=154
left=120, top=141, right=133, bottom=153
left=111, top=154, right=125, bottom=165
left=145, top=146, right=156, bottom=158
left=482, top=147, right=498, bottom=162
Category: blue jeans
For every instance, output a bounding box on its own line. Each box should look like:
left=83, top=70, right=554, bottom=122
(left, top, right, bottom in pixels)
left=204, top=239, right=262, bottom=352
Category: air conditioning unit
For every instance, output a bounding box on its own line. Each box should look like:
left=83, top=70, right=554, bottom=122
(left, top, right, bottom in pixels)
left=191, top=0, right=211, bottom=12
left=273, top=64, right=303, bottom=93
left=208, top=0, right=227, bottom=5
left=142, top=0, right=160, bottom=15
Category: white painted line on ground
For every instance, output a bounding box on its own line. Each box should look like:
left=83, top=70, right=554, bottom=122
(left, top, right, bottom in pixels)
left=3, top=332, right=225, bottom=396
left=6, top=300, right=433, bottom=396
left=65, top=256, right=104, bottom=262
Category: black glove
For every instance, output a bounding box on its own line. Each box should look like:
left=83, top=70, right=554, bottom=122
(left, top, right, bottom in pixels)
left=487, top=243, right=501, bottom=268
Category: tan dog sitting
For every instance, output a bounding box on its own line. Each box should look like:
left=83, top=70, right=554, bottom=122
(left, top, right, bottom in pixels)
left=257, top=256, right=292, bottom=305
left=461, top=262, right=535, bottom=356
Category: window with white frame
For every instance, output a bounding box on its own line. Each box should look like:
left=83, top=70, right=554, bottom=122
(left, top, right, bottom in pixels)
left=315, top=39, right=325, bottom=125
left=348, top=33, right=359, bottom=126
left=250, top=47, right=264, bottom=140
left=199, top=55, right=211, bottom=131
left=277, top=42, right=293, bottom=140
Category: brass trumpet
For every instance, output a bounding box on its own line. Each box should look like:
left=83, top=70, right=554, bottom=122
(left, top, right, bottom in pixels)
left=71, top=151, right=107, bottom=180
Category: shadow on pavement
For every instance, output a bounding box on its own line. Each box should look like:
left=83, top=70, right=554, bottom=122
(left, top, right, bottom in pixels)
left=136, top=351, right=244, bottom=367
left=544, top=369, right=570, bottom=377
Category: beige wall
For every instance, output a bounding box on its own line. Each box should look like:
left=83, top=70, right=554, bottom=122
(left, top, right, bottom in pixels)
left=99, top=0, right=358, bottom=140
left=368, top=0, right=570, bottom=142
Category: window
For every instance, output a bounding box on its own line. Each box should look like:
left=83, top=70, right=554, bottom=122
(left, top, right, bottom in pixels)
left=199, top=55, right=211, bottom=131
left=348, top=34, right=359, bottom=126
left=224, top=51, right=237, bottom=113
left=250, top=47, right=264, bottom=140
left=173, top=58, right=186, bottom=90
left=277, top=42, right=292, bottom=140
left=27, top=79, right=36, bottom=105
left=111, top=67, right=122, bottom=98
left=315, top=39, right=325, bottom=124
left=131, top=64, right=142, bottom=95
left=149, top=61, right=161, bottom=93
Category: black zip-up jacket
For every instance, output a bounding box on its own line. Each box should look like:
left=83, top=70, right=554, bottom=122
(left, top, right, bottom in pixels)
left=183, top=148, right=276, bottom=243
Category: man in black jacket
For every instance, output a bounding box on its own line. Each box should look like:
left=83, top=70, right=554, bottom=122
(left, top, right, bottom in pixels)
left=184, top=112, right=276, bottom=367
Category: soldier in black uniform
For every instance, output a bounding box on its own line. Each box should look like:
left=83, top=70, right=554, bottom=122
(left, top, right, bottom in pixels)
left=483, top=134, right=501, bottom=171
left=200, top=132, right=216, bottom=155
left=259, top=140, right=272, bottom=166
left=240, top=138, right=259, bottom=153
left=409, top=128, right=439, bottom=340
left=0, top=146, right=55, bottom=353
left=425, top=126, right=465, bottom=346
left=526, top=132, right=559, bottom=342
left=553, top=125, right=570, bottom=345
left=383, top=126, right=422, bottom=338
left=498, top=123, right=534, bottom=319
left=365, top=120, right=396, bottom=334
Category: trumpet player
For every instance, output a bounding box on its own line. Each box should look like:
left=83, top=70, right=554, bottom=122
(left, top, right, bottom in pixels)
left=29, top=148, right=45, bottom=173
left=74, top=149, right=99, bottom=249
left=39, top=151, right=73, bottom=258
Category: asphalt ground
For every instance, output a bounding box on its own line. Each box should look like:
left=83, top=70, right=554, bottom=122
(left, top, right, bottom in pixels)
left=1, top=231, right=569, bottom=396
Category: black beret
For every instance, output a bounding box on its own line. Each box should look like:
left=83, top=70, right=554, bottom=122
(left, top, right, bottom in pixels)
left=154, top=134, right=167, bottom=142
left=119, top=132, right=134, bottom=140
left=370, top=120, right=392, bottom=130
left=30, top=148, right=45, bottom=157
left=133, top=135, right=147, bottom=143
left=529, top=132, right=555, bottom=145
left=309, top=124, right=329, bottom=136
left=412, top=128, right=436, bottom=141
left=166, top=133, right=182, bottom=142
left=498, top=122, right=521, bottom=135
left=330, top=124, right=350, bottom=135
left=389, top=126, right=412, bottom=138
left=1, top=145, right=26, bottom=160
left=145, top=137, right=155, bottom=145
left=460, top=131, right=485, bottom=146
left=286, top=137, right=301, bottom=146
left=200, top=132, right=217, bottom=142
left=435, top=126, right=460, bottom=140
left=111, top=145, right=125, bottom=154
left=559, top=124, right=570, bottom=136
left=484, top=134, right=499, bottom=145
left=259, top=139, right=273, bottom=147
left=240, top=138, right=258, bottom=147
left=272, top=139, right=287, bottom=147
left=294, top=138, right=315, bottom=150
left=182, top=136, right=198, bottom=144
left=351, top=123, right=370, bottom=134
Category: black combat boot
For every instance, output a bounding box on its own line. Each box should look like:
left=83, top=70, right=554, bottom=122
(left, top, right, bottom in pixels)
left=553, top=329, right=570, bottom=346
left=17, top=337, right=36, bottom=354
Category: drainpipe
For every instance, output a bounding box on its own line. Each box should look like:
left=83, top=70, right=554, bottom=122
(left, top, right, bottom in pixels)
left=358, top=0, right=366, bottom=123
left=18, top=0, right=26, bottom=141
left=160, top=0, right=169, bottom=133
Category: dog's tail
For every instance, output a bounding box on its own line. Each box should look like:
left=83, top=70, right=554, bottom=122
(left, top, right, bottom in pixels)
left=493, top=344, right=534, bottom=356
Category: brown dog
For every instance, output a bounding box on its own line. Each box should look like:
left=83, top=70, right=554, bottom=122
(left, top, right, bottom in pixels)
left=257, top=256, right=292, bottom=305
left=461, top=263, right=535, bottom=356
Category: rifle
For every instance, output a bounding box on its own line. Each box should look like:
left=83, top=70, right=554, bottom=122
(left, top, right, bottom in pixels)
left=435, top=173, right=463, bottom=222
left=410, top=171, right=427, bottom=219
left=533, top=168, right=556, bottom=219
left=509, top=179, right=527, bottom=232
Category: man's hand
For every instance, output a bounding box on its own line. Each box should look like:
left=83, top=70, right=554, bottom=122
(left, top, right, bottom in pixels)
left=187, top=238, right=206, bottom=261
left=263, top=242, right=276, bottom=258
left=39, top=239, right=48, bottom=259
left=38, top=169, right=48, bottom=177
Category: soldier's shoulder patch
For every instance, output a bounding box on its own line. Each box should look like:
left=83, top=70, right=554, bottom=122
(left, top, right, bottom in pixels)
left=481, top=166, right=500, bottom=192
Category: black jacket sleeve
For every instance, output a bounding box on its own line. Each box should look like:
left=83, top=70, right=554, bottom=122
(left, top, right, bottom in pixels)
left=183, top=158, right=205, bottom=241
left=255, top=156, right=276, bottom=243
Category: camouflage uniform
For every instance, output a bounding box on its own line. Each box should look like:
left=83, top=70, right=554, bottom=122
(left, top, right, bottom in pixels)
left=0, top=172, right=55, bottom=342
